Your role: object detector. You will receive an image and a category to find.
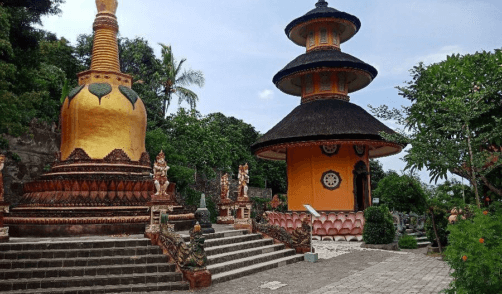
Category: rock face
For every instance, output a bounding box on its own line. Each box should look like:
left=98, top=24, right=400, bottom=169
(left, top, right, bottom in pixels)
left=2, top=120, right=60, bottom=205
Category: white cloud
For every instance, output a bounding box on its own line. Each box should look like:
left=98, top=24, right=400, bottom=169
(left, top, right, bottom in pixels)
left=258, top=89, right=274, bottom=100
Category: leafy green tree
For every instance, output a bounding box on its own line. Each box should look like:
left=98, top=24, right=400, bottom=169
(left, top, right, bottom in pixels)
left=369, top=159, right=386, bottom=192
left=373, top=171, right=428, bottom=214
left=157, top=44, right=204, bottom=116
left=370, top=50, right=502, bottom=207
left=428, top=179, right=475, bottom=210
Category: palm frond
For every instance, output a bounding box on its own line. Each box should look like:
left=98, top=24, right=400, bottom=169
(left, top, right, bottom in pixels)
left=175, top=86, right=199, bottom=110
left=176, top=69, right=205, bottom=87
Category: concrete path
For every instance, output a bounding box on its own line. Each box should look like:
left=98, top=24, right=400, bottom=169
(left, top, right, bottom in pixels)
left=191, top=241, right=453, bottom=294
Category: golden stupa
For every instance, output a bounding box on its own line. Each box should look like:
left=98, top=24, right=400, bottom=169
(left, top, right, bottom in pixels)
left=61, top=0, right=147, bottom=161
left=6, top=0, right=156, bottom=237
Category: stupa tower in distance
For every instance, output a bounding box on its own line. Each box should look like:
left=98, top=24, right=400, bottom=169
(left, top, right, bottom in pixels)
left=6, top=0, right=155, bottom=237
left=252, top=0, right=404, bottom=212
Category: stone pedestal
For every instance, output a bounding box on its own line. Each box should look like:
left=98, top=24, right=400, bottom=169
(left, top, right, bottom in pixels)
left=217, top=199, right=235, bottom=224
left=182, top=269, right=212, bottom=289
left=234, top=197, right=252, bottom=232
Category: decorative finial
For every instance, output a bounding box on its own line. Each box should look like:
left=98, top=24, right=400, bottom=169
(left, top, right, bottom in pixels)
left=96, top=0, right=118, bottom=14
left=316, top=0, right=329, bottom=8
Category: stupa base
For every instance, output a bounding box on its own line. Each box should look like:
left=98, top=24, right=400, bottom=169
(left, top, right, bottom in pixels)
left=5, top=206, right=149, bottom=237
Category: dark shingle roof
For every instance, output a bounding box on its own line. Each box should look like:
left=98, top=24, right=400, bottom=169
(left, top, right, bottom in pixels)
left=273, top=50, right=378, bottom=96
left=285, top=1, right=361, bottom=46
left=251, top=99, right=403, bottom=158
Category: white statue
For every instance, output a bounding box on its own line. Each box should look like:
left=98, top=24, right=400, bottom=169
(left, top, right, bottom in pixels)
left=153, top=151, right=170, bottom=196
left=220, top=173, right=230, bottom=200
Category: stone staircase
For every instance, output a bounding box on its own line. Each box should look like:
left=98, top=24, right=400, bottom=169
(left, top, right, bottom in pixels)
left=181, top=229, right=304, bottom=284
left=405, top=229, right=432, bottom=248
left=0, top=237, right=189, bottom=293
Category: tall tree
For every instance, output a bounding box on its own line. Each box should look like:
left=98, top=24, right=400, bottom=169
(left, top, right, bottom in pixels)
left=157, top=44, right=204, bottom=116
left=370, top=50, right=502, bottom=207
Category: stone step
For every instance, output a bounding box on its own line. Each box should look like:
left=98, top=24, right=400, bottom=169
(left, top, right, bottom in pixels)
left=1, top=281, right=189, bottom=293
left=207, top=244, right=285, bottom=265
left=0, top=262, right=175, bottom=280
left=211, top=254, right=305, bottom=284
left=417, top=241, right=432, bottom=248
left=0, top=272, right=183, bottom=291
left=0, top=254, right=167, bottom=270
left=202, top=233, right=262, bottom=248
left=0, top=238, right=154, bottom=252
left=207, top=249, right=296, bottom=275
left=205, top=238, right=274, bottom=256
left=0, top=246, right=162, bottom=260
left=181, top=229, right=247, bottom=242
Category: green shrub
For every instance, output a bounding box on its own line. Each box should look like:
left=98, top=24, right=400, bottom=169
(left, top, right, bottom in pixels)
left=363, top=206, right=396, bottom=244
left=443, top=205, right=502, bottom=294
left=398, top=235, right=418, bottom=249
left=425, top=207, right=449, bottom=247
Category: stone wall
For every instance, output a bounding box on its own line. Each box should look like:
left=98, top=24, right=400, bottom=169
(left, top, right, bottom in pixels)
left=191, top=171, right=272, bottom=210
left=2, top=120, right=60, bottom=204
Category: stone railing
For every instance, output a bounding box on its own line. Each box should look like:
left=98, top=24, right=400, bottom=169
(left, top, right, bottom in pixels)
left=265, top=211, right=365, bottom=241
left=252, top=215, right=311, bottom=254
left=155, top=223, right=211, bottom=289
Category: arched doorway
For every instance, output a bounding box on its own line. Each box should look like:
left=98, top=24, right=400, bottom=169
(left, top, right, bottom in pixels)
left=353, top=161, right=369, bottom=212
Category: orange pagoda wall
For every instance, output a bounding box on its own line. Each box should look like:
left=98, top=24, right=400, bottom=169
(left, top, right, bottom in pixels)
left=287, top=144, right=370, bottom=211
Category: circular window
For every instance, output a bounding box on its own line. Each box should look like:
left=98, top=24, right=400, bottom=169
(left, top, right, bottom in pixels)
left=321, top=145, right=340, bottom=156
left=354, top=145, right=365, bottom=156
left=321, top=170, right=341, bottom=190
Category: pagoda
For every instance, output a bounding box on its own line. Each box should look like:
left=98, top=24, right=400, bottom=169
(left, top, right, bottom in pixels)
left=251, top=0, right=403, bottom=212
left=5, top=0, right=161, bottom=236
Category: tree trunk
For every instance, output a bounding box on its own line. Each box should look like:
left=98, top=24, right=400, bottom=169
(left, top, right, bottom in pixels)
left=430, top=208, right=442, bottom=254
left=480, top=175, right=502, bottom=198
left=466, top=125, right=481, bottom=208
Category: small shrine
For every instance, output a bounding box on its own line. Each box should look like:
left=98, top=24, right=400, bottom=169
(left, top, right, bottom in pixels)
left=251, top=0, right=403, bottom=213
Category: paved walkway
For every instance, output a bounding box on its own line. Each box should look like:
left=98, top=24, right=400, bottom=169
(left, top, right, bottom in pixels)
left=192, top=241, right=452, bottom=294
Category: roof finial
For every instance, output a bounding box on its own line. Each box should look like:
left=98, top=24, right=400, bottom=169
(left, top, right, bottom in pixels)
left=316, top=0, right=329, bottom=8
left=96, top=0, right=118, bottom=15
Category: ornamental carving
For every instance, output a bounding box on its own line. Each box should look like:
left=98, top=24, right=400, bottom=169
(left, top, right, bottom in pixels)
left=291, top=219, right=311, bottom=249
left=320, top=28, right=328, bottom=44
left=68, top=85, right=85, bottom=103
left=118, top=85, right=139, bottom=109
left=320, top=144, right=340, bottom=156
left=139, top=152, right=151, bottom=167
left=66, top=148, right=92, bottom=162
left=354, top=145, right=365, bottom=157
left=103, top=149, right=132, bottom=162
left=305, top=74, right=314, bottom=94
left=321, top=170, right=341, bottom=190
left=88, top=83, right=113, bottom=103
left=159, top=223, right=207, bottom=271
left=320, top=72, right=331, bottom=91
left=308, top=31, right=315, bottom=47
left=252, top=219, right=292, bottom=247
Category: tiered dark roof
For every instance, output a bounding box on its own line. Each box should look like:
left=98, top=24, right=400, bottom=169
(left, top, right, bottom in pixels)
left=273, top=50, right=378, bottom=96
left=251, top=99, right=402, bottom=159
left=285, top=0, right=361, bottom=46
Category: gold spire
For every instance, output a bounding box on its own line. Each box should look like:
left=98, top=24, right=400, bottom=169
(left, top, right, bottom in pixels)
left=91, top=0, right=120, bottom=72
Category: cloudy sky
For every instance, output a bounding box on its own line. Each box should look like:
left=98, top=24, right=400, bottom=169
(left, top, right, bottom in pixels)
left=39, top=0, right=502, bottom=183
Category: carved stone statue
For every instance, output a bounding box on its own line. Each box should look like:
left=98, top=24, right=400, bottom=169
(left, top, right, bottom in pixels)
left=237, top=163, right=249, bottom=198
left=0, top=154, right=4, bottom=202
left=220, top=173, right=229, bottom=200
left=153, top=150, right=170, bottom=197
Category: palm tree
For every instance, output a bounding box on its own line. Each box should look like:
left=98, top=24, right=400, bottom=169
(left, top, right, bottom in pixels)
left=158, top=43, right=205, bottom=116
